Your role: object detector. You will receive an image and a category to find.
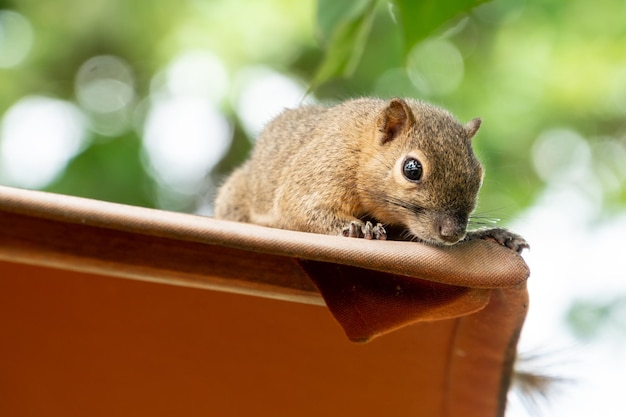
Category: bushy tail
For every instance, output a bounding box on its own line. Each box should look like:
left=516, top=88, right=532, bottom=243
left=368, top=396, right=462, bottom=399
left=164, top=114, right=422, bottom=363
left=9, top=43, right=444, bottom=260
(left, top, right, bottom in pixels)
left=509, top=351, right=572, bottom=416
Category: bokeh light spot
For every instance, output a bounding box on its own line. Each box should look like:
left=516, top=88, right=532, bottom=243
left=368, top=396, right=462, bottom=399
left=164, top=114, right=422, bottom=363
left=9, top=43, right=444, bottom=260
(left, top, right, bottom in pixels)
left=532, top=128, right=591, bottom=183
left=233, top=66, right=308, bottom=138
left=75, top=55, right=135, bottom=137
left=76, top=55, right=135, bottom=113
left=0, top=10, right=34, bottom=68
left=406, top=39, right=464, bottom=97
left=0, top=96, right=87, bottom=188
left=143, top=96, right=231, bottom=191
left=165, top=50, right=229, bottom=103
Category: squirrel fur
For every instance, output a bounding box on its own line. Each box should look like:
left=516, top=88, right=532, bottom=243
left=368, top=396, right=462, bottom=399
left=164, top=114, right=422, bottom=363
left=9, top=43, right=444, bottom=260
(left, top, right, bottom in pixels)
left=215, top=97, right=528, bottom=252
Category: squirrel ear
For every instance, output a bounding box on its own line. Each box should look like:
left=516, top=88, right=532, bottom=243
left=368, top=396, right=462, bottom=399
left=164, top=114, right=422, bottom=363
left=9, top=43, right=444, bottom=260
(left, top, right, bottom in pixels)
left=379, top=98, right=415, bottom=145
left=465, top=117, right=481, bottom=140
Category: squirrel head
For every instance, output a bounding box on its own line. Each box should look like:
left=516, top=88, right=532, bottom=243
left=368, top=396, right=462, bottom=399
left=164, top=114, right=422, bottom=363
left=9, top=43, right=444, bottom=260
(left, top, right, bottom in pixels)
left=358, top=98, right=484, bottom=245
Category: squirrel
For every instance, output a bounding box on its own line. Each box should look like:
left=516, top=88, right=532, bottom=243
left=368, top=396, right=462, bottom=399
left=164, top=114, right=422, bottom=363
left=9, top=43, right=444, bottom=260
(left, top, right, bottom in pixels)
left=214, top=97, right=528, bottom=253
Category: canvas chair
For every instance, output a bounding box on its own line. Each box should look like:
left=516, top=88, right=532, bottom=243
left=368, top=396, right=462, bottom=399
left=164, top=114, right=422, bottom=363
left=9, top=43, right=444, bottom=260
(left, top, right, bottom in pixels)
left=0, top=185, right=529, bottom=417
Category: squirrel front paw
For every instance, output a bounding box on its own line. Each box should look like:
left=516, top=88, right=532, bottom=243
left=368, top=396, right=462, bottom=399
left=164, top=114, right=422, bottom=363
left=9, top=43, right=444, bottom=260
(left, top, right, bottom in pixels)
left=342, top=221, right=387, bottom=240
left=464, top=227, right=529, bottom=254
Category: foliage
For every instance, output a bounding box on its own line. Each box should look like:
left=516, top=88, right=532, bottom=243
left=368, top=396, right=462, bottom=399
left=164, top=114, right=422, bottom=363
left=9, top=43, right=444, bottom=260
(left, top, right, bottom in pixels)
left=0, top=0, right=625, bottom=218
left=311, top=0, right=489, bottom=89
left=566, top=297, right=626, bottom=341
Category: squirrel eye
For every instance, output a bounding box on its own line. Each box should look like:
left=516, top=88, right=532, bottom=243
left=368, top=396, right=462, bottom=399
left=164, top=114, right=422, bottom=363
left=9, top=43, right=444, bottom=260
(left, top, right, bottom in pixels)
left=402, top=157, right=423, bottom=182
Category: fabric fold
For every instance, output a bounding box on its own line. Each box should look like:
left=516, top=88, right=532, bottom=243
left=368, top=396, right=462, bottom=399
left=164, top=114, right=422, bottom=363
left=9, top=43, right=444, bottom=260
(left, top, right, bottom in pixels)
left=299, top=260, right=492, bottom=342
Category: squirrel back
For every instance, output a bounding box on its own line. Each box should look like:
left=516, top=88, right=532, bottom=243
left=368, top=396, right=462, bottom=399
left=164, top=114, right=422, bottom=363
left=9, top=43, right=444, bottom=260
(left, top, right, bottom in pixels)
left=215, top=97, right=483, bottom=245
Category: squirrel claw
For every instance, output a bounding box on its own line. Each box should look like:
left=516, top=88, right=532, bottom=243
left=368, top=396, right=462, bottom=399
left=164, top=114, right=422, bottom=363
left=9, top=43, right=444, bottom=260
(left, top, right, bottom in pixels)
left=372, top=222, right=387, bottom=240
left=364, top=221, right=374, bottom=239
left=342, top=221, right=363, bottom=238
left=342, top=221, right=387, bottom=240
left=465, top=227, right=529, bottom=254
left=349, top=222, right=362, bottom=238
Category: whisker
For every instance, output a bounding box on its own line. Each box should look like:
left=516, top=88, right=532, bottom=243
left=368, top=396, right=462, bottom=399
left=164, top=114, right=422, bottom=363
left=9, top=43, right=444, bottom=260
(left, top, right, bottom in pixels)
left=469, top=217, right=500, bottom=225
left=400, top=229, right=418, bottom=242
left=472, top=216, right=499, bottom=222
left=472, top=207, right=507, bottom=215
left=471, top=206, right=517, bottom=223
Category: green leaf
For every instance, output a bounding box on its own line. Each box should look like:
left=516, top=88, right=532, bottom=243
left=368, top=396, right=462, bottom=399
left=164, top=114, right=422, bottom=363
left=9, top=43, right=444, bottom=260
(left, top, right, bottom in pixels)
left=310, top=0, right=379, bottom=91
left=392, top=0, right=489, bottom=51
left=316, top=0, right=375, bottom=43
left=311, top=0, right=489, bottom=91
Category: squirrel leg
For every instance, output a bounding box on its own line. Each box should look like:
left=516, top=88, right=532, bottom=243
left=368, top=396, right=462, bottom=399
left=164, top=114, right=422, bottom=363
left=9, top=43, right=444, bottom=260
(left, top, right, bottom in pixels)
left=214, top=166, right=251, bottom=222
left=341, top=220, right=387, bottom=240
left=464, top=227, right=529, bottom=254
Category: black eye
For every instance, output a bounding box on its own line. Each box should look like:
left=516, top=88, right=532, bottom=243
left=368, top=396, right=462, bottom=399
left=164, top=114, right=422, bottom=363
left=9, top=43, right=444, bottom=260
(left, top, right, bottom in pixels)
left=402, top=157, right=423, bottom=182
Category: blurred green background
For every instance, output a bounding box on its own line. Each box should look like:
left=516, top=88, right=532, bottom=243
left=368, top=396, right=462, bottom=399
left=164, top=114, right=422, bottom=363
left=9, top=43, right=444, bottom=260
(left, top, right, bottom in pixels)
left=1, top=0, right=626, bottom=414
left=3, top=0, right=624, bottom=216
left=2, top=0, right=625, bottom=214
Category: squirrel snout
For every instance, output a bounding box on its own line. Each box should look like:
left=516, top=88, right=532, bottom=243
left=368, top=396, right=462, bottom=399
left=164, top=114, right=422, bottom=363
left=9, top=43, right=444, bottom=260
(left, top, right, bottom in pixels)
left=437, top=216, right=467, bottom=244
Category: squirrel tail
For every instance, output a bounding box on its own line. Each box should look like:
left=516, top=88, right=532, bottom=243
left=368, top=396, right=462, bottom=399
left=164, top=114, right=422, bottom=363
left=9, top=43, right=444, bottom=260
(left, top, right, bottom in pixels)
left=509, top=351, right=572, bottom=416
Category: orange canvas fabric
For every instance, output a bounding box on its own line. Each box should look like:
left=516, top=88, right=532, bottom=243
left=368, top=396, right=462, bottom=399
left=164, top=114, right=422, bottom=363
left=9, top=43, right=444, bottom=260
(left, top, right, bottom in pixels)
left=0, top=185, right=530, bottom=416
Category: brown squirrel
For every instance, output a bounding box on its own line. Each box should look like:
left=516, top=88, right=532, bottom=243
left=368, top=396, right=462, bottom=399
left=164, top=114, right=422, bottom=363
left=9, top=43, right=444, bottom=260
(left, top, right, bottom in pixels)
left=215, top=97, right=528, bottom=252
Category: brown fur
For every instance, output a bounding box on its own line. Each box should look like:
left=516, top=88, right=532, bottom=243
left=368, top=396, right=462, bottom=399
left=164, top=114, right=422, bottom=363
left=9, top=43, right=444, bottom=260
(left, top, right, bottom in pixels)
left=214, top=97, right=500, bottom=246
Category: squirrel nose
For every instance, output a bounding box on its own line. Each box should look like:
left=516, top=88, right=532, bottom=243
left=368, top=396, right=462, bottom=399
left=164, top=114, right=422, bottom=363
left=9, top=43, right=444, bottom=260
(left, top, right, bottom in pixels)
left=438, top=217, right=465, bottom=243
